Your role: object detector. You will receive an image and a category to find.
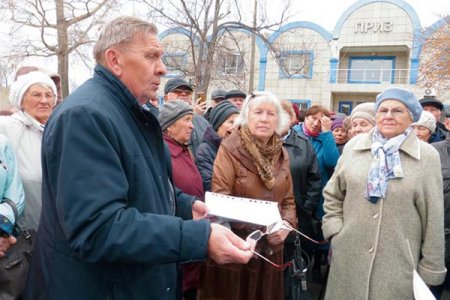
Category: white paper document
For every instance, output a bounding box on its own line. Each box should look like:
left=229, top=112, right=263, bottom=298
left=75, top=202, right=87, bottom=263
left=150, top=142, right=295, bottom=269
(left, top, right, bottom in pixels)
left=205, top=191, right=282, bottom=226
left=413, top=269, right=436, bottom=300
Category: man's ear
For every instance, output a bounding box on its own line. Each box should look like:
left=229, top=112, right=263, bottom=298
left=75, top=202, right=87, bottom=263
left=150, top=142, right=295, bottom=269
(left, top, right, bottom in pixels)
left=104, top=48, right=122, bottom=77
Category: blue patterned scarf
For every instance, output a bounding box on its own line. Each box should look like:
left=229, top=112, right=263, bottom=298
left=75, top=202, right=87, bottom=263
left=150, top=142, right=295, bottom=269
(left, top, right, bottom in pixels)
left=366, top=127, right=412, bottom=203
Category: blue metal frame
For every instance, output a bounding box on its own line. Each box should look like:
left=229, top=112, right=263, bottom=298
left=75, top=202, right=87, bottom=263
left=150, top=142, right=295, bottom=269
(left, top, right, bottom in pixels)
left=279, top=50, right=314, bottom=79
left=347, top=56, right=396, bottom=84
left=289, top=99, right=311, bottom=110
left=338, top=101, right=353, bottom=114
left=162, top=52, right=188, bottom=78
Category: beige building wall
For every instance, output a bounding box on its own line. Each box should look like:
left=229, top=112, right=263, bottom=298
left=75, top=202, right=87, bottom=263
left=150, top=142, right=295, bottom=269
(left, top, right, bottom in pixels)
left=337, top=2, right=414, bottom=48
left=264, top=27, right=331, bottom=106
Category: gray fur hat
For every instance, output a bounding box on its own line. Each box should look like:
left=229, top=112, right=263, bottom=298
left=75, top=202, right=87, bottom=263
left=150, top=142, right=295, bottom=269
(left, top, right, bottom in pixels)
left=159, top=100, right=193, bottom=131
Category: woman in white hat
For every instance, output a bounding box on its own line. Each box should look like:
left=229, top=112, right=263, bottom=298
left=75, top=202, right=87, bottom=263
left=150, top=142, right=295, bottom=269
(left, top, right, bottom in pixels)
left=411, top=110, right=437, bottom=143
left=0, top=71, right=57, bottom=230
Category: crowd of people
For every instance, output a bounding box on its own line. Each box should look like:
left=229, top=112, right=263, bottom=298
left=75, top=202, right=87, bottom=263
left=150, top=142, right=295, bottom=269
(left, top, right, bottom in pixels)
left=0, top=16, right=447, bottom=300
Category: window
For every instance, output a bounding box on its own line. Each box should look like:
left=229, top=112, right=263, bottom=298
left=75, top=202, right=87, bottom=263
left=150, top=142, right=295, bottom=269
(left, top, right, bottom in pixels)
left=279, top=51, right=314, bottom=79
left=338, top=101, right=353, bottom=115
left=348, top=56, right=395, bottom=84
left=218, top=53, right=244, bottom=75
left=290, top=99, right=311, bottom=111
left=162, top=53, right=187, bottom=76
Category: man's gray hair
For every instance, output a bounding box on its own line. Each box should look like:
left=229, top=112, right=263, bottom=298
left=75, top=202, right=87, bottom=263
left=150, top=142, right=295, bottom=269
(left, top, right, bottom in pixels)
left=234, top=91, right=290, bottom=135
left=93, top=16, right=158, bottom=64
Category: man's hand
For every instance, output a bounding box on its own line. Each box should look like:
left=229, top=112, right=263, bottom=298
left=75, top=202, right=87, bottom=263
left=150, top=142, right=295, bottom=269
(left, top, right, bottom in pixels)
left=321, top=115, right=332, bottom=132
left=208, top=223, right=256, bottom=265
left=0, top=235, right=16, bottom=257
left=266, top=221, right=292, bottom=245
left=192, top=200, right=208, bottom=220
left=194, top=99, right=207, bottom=115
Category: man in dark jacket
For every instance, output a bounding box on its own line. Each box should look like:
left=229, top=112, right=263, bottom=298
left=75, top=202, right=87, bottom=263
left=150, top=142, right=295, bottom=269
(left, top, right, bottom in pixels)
left=432, top=136, right=450, bottom=297
left=419, top=97, right=448, bottom=143
left=25, top=17, right=254, bottom=300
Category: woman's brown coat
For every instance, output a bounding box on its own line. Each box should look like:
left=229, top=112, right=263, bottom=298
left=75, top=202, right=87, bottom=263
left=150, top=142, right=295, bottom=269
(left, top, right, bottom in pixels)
left=198, top=128, right=296, bottom=300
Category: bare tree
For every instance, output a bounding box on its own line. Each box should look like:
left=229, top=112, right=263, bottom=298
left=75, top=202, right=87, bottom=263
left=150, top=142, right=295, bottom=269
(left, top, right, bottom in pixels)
left=418, top=16, right=450, bottom=93
left=0, top=0, right=118, bottom=97
left=142, top=0, right=293, bottom=97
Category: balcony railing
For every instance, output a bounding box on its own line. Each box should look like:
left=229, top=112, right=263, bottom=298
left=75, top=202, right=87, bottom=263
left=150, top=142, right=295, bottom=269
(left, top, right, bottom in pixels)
left=331, top=69, right=414, bottom=84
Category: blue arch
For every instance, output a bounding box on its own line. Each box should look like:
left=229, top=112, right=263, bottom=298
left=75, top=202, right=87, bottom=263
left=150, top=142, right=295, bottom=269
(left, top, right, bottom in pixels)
left=333, top=0, right=422, bottom=38
left=256, top=21, right=332, bottom=90
left=158, top=27, right=202, bottom=46
left=211, top=26, right=267, bottom=57
left=268, top=21, right=333, bottom=44
left=417, top=16, right=450, bottom=55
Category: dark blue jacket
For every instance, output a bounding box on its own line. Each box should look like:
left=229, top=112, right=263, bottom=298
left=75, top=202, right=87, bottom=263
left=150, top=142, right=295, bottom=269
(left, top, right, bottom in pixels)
left=430, top=122, right=448, bottom=143
left=25, top=65, right=210, bottom=300
left=195, top=127, right=222, bottom=192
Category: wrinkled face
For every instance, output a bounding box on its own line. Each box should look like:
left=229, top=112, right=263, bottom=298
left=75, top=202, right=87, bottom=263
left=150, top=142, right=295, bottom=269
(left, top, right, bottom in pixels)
left=422, top=105, right=441, bottom=122
left=165, top=87, right=193, bottom=104
left=332, top=127, right=349, bottom=145
left=376, top=100, right=412, bottom=139
left=113, top=32, right=167, bottom=105
left=351, top=118, right=374, bottom=136
left=247, top=103, right=278, bottom=143
left=304, top=112, right=323, bottom=134
left=166, top=114, right=194, bottom=144
left=229, top=97, right=245, bottom=109
left=413, top=125, right=432, bottom=142
left=217, top=113, right=237, bottom=138
left=22, top=84, right=55, bottom=124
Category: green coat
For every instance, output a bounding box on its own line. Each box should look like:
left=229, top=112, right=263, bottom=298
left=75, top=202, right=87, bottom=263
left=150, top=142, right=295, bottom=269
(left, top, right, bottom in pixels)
left=322, top=129, right=446, bottom=300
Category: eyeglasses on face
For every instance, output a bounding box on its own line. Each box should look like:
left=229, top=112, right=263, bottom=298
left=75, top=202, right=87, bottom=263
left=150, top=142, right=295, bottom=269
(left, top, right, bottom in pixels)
left=376, top=107, right=407, bottom=117
left=171, top=88, right=192, bottom=95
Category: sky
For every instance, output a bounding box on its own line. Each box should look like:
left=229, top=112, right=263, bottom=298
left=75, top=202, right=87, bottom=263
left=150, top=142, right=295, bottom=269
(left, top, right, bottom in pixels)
left=267, top=0, right=449, bottom=31
left=0, top=0, right=448, bottom=87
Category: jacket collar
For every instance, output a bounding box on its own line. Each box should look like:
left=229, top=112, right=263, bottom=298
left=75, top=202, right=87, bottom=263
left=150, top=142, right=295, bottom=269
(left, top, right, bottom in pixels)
left=94, top=64, right=140, bottom=110
left=12, top=111, right=45, bottom=133
left=164, top=135, right=190, bottom=158
left=353, top=127, right=421, bottom=160
left=203, top=127, right=222, bottom=150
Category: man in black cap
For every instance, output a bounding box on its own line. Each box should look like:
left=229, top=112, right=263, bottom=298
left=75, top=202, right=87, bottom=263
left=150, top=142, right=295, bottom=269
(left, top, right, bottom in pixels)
left=163, top=78, right=210, bottom=156
left=419, top=96, right=448, bottom=143
left=225, top=89, right=246, bottom=110
left=203, top=89, right=227, bottom=122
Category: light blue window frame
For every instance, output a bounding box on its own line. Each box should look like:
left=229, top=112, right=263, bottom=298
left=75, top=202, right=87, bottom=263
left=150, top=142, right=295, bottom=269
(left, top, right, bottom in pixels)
left=279, top=50, right=314, bottom=79
left=347, top=56, right=396, bottom=84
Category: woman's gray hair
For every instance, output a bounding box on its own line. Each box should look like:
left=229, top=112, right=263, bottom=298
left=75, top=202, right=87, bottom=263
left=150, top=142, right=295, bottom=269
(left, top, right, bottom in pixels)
left=234, top=91, right=290, bottom=135
left=93, top=16, right=158, bottom=64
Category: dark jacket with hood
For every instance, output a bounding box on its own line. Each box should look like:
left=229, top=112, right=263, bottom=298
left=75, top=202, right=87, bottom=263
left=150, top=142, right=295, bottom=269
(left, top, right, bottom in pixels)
left=195, top=127, right=222, bottom=192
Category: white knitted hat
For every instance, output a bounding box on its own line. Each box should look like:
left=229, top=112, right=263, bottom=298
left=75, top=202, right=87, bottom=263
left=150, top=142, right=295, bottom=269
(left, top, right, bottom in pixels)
left=9, top=71, right=57, bottom=109
left=411, top=110, right=436, bottom=133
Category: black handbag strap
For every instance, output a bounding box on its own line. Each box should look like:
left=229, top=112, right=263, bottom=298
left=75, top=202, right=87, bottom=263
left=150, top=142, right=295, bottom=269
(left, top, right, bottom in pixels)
left=2, top=198, right=19, bottom=233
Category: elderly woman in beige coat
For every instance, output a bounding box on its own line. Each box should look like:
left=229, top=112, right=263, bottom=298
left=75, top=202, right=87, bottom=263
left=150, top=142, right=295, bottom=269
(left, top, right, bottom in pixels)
left=322, top=87, right=446, bottom=299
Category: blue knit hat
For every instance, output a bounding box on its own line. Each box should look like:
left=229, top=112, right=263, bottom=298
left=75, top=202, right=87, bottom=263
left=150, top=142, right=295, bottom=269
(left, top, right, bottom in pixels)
left=375, top=88, right=422, bottom=122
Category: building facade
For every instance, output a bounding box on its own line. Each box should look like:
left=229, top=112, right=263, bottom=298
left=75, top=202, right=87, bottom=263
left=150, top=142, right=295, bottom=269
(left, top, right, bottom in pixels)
left=159, top=0, right=449, bottom=113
